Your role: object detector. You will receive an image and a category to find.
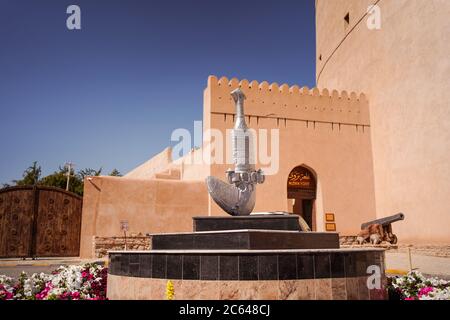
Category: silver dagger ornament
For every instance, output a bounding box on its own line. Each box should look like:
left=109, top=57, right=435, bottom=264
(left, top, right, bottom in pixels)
left=206, top=88, right=265, bottom=216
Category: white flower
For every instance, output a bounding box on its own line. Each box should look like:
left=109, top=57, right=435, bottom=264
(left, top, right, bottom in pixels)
left=1, top=262, right=107, bottom=300
left=0, top=275, right=13, bottom=285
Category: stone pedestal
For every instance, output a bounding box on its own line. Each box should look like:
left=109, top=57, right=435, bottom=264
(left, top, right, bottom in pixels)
left=193, top=215, right=302, bottom=232
left=107, top=214, right=387, bottom=300
left=152, top=230, right=339, bottom=250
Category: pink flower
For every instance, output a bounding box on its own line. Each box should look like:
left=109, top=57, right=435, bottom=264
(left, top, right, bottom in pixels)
left=60, top=292, right=69, bottom=300
left=1, top=288, right=14, bottom=300
left=404, top=297, right=416, bottom=300
left=71, top=291, right=80, bottom=300
left=418, top=287, right=434, bottom=297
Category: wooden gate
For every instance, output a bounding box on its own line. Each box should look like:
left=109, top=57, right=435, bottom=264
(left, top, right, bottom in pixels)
left=0, top=186, right=82, bottom=258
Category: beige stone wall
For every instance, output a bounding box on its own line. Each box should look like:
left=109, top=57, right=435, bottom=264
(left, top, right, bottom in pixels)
left=173, top=148, right=210, bottom=181
left=93, top=236, right=151, bottom=258
left=125, top=147, right=173, bottom=179
left=204, top=76, right=376, bottom=234
left=79, top=176, right=208, bottom=258
left=126, top=145, right=209, bottom=182
left=316, top=0, right=450, bottom=242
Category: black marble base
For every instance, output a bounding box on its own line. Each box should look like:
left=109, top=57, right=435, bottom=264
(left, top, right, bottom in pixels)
left=151, top=230, right=339, bottom=250
left=108, top=249, right=386, bottom=281
left=193, top=215, right=302, bottom=232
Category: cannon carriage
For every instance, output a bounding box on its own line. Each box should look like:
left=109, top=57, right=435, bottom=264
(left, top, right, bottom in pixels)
left=360, top=213, right=405, bottom=244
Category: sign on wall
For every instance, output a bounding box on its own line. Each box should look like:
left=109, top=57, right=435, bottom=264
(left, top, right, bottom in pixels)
left=287, top=166, right=316, bottom=189
left=120, top=220, right=129, bottom=233
left=325, top=212, right=336, bottom=231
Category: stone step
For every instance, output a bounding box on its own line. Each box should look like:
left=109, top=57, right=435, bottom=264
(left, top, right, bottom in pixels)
left=151, top=229, right=339, bottom=250
left=154, top=168, right=181, bottom=180
left=193, top=214, right=303, bottom=232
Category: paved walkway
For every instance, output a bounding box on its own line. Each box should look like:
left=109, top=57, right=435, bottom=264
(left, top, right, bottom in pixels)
left=0, top=257, right=106, bottom=278
left=385, top=252, right=450, bottom=280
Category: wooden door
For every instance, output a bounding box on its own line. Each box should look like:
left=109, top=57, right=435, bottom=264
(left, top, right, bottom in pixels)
left=34, top=188, right=83, bottom=257
left=0, top=187, right=35, bottom=258
left=0, top=186, right=82, bottom=258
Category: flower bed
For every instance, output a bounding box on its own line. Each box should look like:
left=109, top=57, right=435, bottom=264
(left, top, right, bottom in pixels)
left=387, top=271, right=450, bottom=300
left=0, top=263, right=107, bottom=300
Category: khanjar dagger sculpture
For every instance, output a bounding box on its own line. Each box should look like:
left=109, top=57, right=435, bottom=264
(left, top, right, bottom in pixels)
left=206, top=88, right=265, bottom=216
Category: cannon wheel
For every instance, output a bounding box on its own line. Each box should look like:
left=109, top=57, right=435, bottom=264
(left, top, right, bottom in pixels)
left=390, top=234, right=398, bottom=244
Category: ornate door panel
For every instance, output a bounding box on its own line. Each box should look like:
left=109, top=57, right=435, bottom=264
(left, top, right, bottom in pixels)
left=34, top=188, right=82, bottom=257
left=0, top=187, right=35, bottom=258
left=0, top=186, right=82, bottom=258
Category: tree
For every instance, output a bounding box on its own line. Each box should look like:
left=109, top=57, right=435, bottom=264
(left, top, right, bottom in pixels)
left=13, top=161, right=41, bottom=186
left=109, top=169, right=122, bottom=177
left=39, top=166, right=84, bottom=196
left=2, top=162, right=121, bottom=196
left=78, top=168, right=103, bottom=180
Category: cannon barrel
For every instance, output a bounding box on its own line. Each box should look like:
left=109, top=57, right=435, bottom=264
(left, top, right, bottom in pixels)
left=361, top=213, right=405, bottom=230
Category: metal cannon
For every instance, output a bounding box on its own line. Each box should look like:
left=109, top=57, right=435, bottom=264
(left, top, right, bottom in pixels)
left=360, top=213, right=405, bottom=244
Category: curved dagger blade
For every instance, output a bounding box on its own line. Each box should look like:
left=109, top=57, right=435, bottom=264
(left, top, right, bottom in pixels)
left=206, top=176, right=256, bottom=216
left=205, top=176, right=240, bottom=216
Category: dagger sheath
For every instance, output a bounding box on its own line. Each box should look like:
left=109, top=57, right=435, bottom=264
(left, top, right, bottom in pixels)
left=206, top=88, right=264, bottom=216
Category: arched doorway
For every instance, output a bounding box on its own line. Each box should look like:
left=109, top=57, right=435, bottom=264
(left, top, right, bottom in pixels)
left=287, top=166, right=316, bottom=230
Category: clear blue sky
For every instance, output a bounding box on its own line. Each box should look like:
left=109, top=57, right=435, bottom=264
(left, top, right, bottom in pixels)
left=0, top=0, right=316, bottom=184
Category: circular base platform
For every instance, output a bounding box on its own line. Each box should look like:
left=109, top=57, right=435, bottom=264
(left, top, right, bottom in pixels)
left=107, top=248, right=387, bottom=300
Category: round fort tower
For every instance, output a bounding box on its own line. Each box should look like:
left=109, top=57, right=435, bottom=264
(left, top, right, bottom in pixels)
left=315, top=0, right=450, bottom=243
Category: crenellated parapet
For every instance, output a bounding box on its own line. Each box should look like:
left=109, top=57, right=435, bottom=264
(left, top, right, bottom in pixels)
left=206, top=75, right=370, bottom=127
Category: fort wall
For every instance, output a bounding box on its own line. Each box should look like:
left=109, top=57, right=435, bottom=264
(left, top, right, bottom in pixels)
left=316, top=0, right=450, bottom=242
left=204, top=76, right=376, bottom=234
left=79, top=176, right=208, bottom=258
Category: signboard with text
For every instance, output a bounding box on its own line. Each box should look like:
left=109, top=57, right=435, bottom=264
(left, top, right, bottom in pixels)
left=120, top=220, right=129, bottom=232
